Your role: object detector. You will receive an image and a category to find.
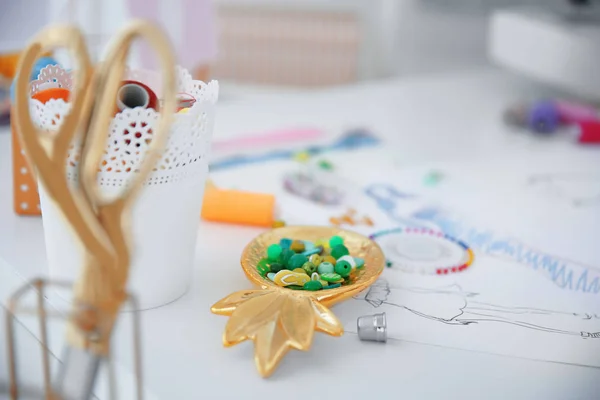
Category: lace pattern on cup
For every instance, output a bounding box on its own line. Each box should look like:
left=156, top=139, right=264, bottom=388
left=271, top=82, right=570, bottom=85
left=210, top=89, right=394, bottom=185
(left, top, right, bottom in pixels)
left=29, top=65, right=218, bottom=187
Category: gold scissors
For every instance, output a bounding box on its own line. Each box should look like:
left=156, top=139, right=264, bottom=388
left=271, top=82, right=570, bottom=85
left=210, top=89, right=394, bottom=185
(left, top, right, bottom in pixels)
left=12, top=21, right=177, bottom=399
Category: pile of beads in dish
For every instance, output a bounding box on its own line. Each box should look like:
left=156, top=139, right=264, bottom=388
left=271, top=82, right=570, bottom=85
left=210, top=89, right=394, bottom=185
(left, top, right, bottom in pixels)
left=257, top=235, right=365, bottom=291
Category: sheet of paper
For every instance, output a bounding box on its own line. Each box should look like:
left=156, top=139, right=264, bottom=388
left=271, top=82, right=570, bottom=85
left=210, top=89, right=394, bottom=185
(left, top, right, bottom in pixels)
left=211, top=152, right=600, bottom=367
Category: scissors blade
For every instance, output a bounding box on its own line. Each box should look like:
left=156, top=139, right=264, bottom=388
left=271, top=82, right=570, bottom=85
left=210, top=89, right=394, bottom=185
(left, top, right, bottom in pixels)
left=54, top=346, right=103, bottom=400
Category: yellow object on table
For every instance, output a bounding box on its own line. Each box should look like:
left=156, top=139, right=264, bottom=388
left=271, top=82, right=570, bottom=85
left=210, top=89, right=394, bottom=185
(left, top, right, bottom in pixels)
left=201, top=185, right=276, bottom=227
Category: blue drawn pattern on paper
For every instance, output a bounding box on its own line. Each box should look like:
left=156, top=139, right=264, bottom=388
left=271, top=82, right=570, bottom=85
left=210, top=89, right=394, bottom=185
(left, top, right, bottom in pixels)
left=210, top=128, right=380, bottom=171
left=363, top=184, right=424, bottom=228
left=364, top=184, right=600, bottom=294
left=414, top=209, right=600, bottom=294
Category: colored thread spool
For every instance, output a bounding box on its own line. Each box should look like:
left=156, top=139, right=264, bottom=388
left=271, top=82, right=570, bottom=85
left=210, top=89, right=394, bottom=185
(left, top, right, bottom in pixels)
left=369, top=227, right=474, bottom=275
left=577, top=120, right=600, bottom=144
left=201, top=187, right=276, bottom=227
left=31, top=87, right=70, bottom=104
left=176, top=92, right=196, bottom=111
left=556, top=100, right=599, bottom=124
left=10, top=57, right=60, bottom=103
left=527, top=100, right=560, bottom=134
left=116, top=80, right=158, bottom=112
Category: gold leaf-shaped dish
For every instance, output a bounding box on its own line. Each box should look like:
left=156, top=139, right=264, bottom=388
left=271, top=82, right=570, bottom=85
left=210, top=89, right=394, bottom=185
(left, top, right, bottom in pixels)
left=211, top=226, right=385, bottom=377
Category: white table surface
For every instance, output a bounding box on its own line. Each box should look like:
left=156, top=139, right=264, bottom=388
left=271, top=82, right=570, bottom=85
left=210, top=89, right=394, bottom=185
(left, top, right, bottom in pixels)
left=1, top=67, right=600, bottom=400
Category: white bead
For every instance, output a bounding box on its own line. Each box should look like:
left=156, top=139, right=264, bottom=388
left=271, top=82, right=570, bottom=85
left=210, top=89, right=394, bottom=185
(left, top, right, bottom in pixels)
left=337, top=255, right=356, bottom=268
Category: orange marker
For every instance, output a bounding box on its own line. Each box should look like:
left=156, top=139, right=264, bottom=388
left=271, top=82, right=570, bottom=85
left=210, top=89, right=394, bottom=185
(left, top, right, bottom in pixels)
left=201, top=186, right=276, bottom=227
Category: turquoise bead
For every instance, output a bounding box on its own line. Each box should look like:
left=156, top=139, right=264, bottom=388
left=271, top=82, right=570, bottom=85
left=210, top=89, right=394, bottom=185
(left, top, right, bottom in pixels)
left=329, top=235, right=344, bottom=248
left=267, top=244, right=282, bottom=261
left=331, top=244, right=349, bottom=259
left=288, top=254, right=308, bottom=269
left=334, top=260, right=352, bottom=277
left=323, top=283, right=341, bottom=290
left=280, top=248, right=295, bottom=266
left=301, top=246, right=322, bottom=257
left=303, top=280, right=323, bottom=291
left=266, top=272, right=276, bottom=281
left=279, top=238, right=292, bottom=249
left=302, top=240, right=316, bottom=251
left=317, top=262, right=334, bottom=274
left=354, top=257, right=365, bottom=268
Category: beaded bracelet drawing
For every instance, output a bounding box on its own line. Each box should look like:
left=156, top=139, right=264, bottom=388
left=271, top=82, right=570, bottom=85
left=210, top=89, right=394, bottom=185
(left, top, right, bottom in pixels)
left=369, top=227, right=474, bottom=275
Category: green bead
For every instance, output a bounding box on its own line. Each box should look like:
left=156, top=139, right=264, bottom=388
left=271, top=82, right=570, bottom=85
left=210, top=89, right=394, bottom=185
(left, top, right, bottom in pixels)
left=257, top=259, right=271, bottom=277
left=354, top=257, right=365, bottom=268
left=302, top=262, right=317, bottom=275
left=287, top=285, right=305, bottom=290
left=317, top=160, right=334, bottom=170
left=321, top=272, right=342, bottom=282
left=267, top=244, right=282, bottom=261
left=323, top=283, right=341, bottom=290
left=423, top=171, right=443, bottom=186
left=317, top=262, right=334, bottom=274
left=329, top=235, right=344, bottom=248
left=330, top=244, right=349, bottom=259
left=288, top=254, right=308, bottom=269
left=334, top=260, right=352, bottom=278
left=303, top=280, right=323, bottom=291
left=270, top=263, right=284, bottom=273
left=280, top=248, right=295, bottom=266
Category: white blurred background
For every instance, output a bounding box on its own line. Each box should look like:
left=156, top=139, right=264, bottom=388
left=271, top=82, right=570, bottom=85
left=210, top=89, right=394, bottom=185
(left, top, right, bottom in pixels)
left=1, top=0, right=593, bottom=85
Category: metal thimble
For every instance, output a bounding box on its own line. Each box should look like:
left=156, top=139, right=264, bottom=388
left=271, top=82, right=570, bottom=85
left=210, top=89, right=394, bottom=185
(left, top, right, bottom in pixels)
left=357, top=312, right=387, bottom=342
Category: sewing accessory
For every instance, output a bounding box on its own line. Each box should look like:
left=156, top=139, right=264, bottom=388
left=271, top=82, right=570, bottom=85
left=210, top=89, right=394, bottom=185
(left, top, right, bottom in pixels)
left=211, top=226, right=384, bottom=377
left=329, top=208, right=374, bottom=227
left=576, top=120, right=600, bottom=144
left=176, top=92, right=196, bottom=110
left=370, top=227, right=474, bottom=275
left=31, top=87, right=71, bottom=103
left=8, top=20, right=177, bottom=399
left=256, top=235, right=365, bottom=291
left=116, top=80, right=159, bottom=111
left=357, top=312, right=387, bottom=343
left=201, top=185, right=277, bottom=227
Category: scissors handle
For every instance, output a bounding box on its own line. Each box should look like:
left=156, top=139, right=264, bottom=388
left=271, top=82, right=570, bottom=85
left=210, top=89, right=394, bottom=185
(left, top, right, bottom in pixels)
left=70, top=21, right=177, bottom=355
left=14, top=25, right=115, bottom=265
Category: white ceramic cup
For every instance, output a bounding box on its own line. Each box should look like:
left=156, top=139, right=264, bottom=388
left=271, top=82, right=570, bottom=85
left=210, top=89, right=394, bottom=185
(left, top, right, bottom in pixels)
left=39, top=176, right=207, bottom=311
